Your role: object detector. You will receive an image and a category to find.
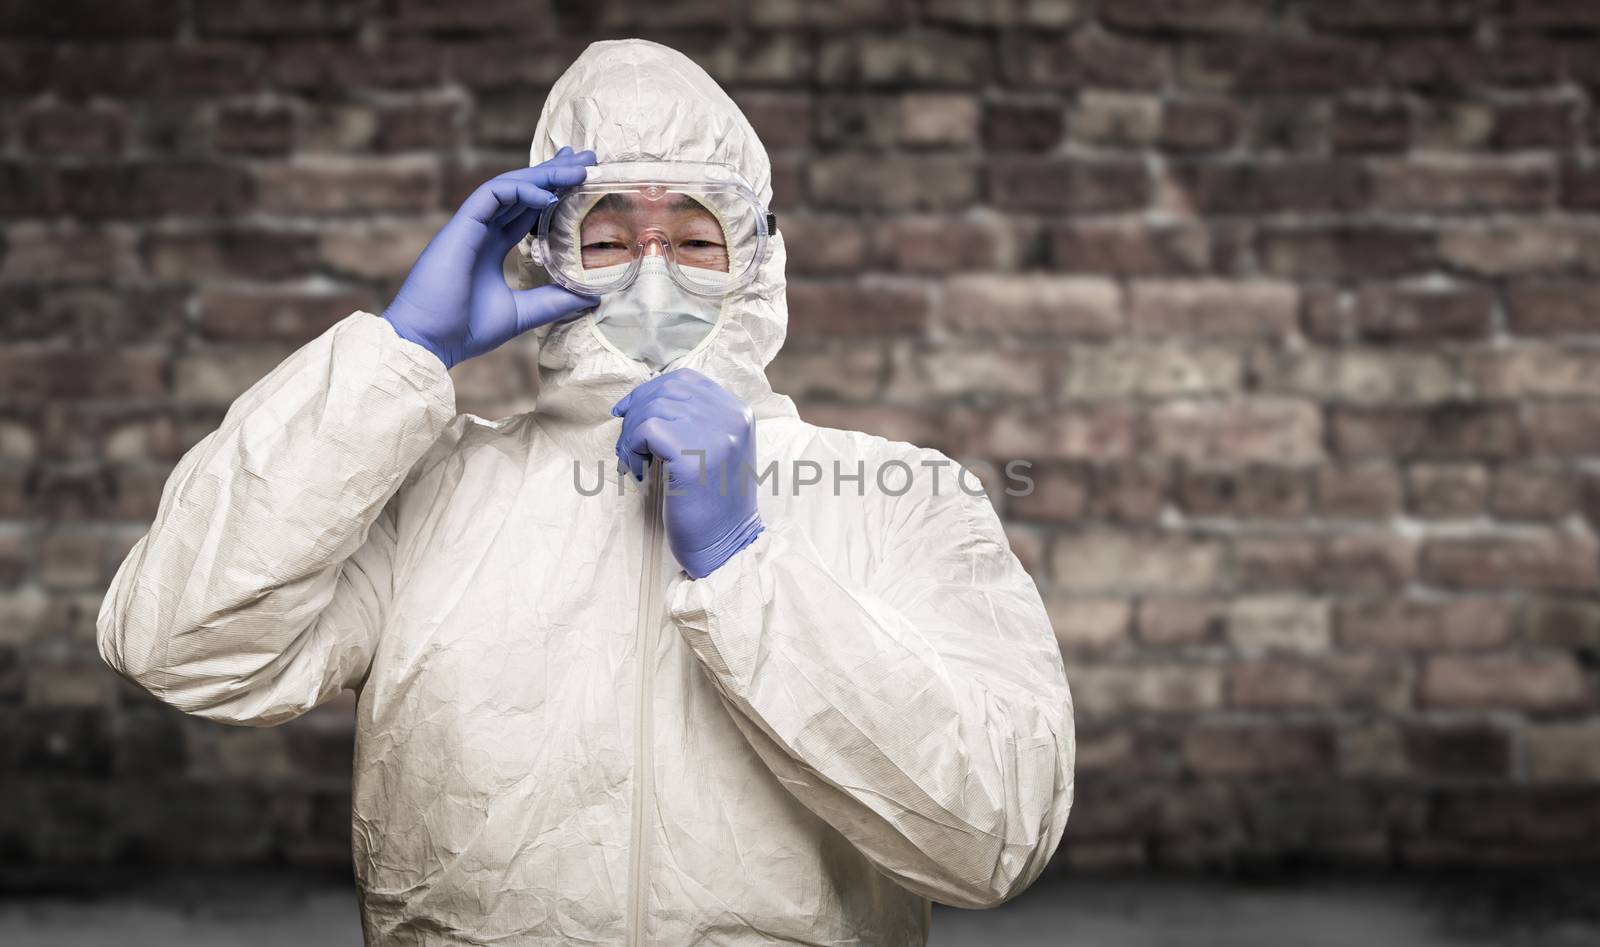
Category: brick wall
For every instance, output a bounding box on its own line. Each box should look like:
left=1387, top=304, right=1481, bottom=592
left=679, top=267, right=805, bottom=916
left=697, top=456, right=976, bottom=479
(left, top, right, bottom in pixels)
left=3, top=1, right=1599, bottom=875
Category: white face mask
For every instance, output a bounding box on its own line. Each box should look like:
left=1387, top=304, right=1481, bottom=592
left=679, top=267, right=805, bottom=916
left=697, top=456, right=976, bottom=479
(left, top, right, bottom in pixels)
left=585, top=256, right=728, bottom=371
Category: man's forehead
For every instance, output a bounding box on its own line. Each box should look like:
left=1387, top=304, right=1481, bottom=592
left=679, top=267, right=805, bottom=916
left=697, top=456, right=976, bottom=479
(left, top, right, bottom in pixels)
left=586, top=192, right=713, bottom=217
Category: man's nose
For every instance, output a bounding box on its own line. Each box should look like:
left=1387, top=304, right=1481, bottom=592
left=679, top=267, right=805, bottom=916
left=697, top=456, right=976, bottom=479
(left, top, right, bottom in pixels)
left=639, top=232, right=668, bottom=257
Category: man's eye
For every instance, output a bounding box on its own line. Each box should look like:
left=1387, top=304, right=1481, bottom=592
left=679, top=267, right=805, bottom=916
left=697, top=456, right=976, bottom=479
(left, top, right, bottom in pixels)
left=680, top=239, right=723, bottom=248
left=584, top=240, right=629, bottom=250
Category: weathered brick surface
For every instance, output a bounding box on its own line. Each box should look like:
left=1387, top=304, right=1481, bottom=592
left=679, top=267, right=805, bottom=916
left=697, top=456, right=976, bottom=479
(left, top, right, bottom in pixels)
left=6, top=2, right=1599, bottom=875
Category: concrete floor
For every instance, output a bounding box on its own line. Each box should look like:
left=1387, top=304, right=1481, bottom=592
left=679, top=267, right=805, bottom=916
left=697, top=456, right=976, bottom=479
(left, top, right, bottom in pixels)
left=3, top=872, right=1598, bottom=946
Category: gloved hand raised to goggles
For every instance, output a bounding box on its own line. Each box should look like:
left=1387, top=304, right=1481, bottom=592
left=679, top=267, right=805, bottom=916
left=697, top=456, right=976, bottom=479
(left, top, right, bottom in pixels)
left=613, top=369, right=765, bottom=580
left=381, top=146, right=600, bottom=369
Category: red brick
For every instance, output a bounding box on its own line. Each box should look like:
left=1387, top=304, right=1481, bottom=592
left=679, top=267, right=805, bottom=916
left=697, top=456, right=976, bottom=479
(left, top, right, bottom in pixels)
left=197, top=0, right=364, bottom=36
left=941, top=275, right=1121, bottom=336
left=1001, top=33, right=1169, bottom=90
left=1044, top=598, right=1130, bottom=654
left=58, top=164, right=256, bottom=219
left=809, top=155, right=976, bottom=211
left=1102, top=0, right=1267, bottom=32
left=1524, top=404, right=1600, bottom=456
left=1507, top=0, right=1600, bottom=28
left=1258, top=349, right=1457, bottom=404
left=146, top=229, right=320, bottom=281
left=1148, top=400, right=1322, bottom=464
left=376, top=101, right=465, bottom=152
left=196, top=289, right=380, bottom=344
left=976, top=408, right=1140, bottom=462
left=1226, top=596, right=1331, bottom=652
left=214, top=103, right=296, bottom=156
left=1176, top=466, right=1310, bottom=520
left=1170, top=161, right=1365, bottom=214
left=1089, top=462, right=1168, bottom=522
left=1506, top=282, right=1600, bottom=335
left=0, top=0, right=180, bottom=37
left=1438, top=221, right=1597, bottom=277
left=883, top=214, right=1018, bottom=273
left=1314, top=463, right=1403, bottom=519
left=889, top=347, right=1051, bottom=400
left=987, top=158, right=1150, bottom=213
left=1234, top=534, right=1416, bottom=591
left=1008, top=467, right=1091, bottom=523
left=275, top=38, right=447, bottom=91
left=1332, top=102, right=1409, bottom=153
left=1421, top=534, right=1598, bottom=591
left=1490, top=467, right=1575, bottom=521
left=735, top=93, right=814, bottom=150
left=384, top=0, right=546, bottom=31
left=1388, top=37, right=1561, bottom=89
left=17, top=103, right=129, bottom=157
left=1472, top=347, right=1600, bottom=398
left=318, top=220, right=440, bottom=280
left=818, top=34, right=989, bottom=86
left=1062, top=344, right=1241, bottom=399
left=785, top=281, right=930, bottom=336
left=1309, top=0, right=1479, bottom=30
left=1050, top=222, right=1212, bottom=275
left=0, top=352, right=164, bottom=401
left=922, top=0, right=1082, bottom=27
left=1524, top=725, right=1600, bottom=783
left=1228, top=654, right=1407, bottom=711
left=1521, top=598, right=1600, bottom=650
left=1494, top=102, right=1577, bottom=151
left=1336, top=599, right=1514, bottom=650
left=1367, top=159, right=1555, bottom=213
left=1052, top=530, right=1223, bottom=592
left=1183, top=724, right=1335, bottom=776
left=1407, top=724, right=1512, bottom=779
left=1127, top=279, right=1297, bottom=337
left=1421, top=654, right=1590, bottom=711
left=982, top=100, right=1064, bottom=152
left=1135, top=598, right=1226, bottom=647
left=1072, top=663, right=1224, bottom=715
left=1259, top=225, right=1436, bottom=279
left=256, top=163, right=438, bottom=215
left=766, top=346, right=883, bottom=402
left=1406, top=463, right=1488, bottom=518
left=779, top=214, right=874, bottom=275
left=1159, top=100, right=1239, bottom=152
left=897, top=93, right=978, bottom=145
left=1329, top=405, right=1524, bottom=460
left=1340, top=286, right=1494, bottom=343
left=814, top=94, right=900, bottom=150
left=1430, top=789, right=1600, bottom=848
left=1184, top=37, right=1378, bottom=94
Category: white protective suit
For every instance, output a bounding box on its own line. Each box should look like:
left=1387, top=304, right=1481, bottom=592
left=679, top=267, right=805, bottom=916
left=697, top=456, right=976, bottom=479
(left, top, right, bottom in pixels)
left=97, top=39, right=1075, bottom=947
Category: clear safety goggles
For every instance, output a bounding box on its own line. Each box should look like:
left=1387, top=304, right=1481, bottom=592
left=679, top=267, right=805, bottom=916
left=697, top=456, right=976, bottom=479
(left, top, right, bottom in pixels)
left=529, top=161, right=777, bottom=299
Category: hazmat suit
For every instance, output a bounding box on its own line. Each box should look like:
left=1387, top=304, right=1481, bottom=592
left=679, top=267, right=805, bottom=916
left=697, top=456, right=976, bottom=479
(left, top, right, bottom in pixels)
left=97, top=38, right=1075, bottom=947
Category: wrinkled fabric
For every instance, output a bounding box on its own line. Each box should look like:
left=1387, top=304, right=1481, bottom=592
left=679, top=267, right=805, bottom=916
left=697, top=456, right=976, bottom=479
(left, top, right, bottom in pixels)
left=97, top=37, right=1075, bottom=947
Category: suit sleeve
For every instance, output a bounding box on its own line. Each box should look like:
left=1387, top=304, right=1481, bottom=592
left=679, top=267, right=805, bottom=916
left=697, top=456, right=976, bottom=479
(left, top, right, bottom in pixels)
left=96, top=312, right=456, bottom=727
left=666, top=446, right=1075, bottom=909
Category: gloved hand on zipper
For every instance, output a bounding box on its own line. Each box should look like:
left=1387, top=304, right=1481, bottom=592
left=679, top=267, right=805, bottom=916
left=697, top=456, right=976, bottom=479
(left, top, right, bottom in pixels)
left=613, top=369, right=766, bottom=579
left=381, top=146, right=600, bottom=369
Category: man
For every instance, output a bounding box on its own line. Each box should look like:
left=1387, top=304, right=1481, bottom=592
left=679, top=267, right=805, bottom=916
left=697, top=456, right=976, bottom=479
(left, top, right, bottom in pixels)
left=98, top=38, right=1074, bottom=946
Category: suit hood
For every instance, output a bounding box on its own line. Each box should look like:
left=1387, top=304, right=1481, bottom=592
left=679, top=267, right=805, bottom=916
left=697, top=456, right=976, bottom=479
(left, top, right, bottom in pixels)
left=517, top=39, right=796, bottom=458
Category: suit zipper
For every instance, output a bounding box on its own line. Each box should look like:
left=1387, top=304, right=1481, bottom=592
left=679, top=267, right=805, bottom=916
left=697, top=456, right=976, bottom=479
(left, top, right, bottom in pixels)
left=627, top=460, right=665, bottom=947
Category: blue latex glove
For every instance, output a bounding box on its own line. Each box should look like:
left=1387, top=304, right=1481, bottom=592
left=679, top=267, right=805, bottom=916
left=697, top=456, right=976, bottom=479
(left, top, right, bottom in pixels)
left=613, top=369, right=766, bottom=579
left=381, top=146, right=599, bottom=369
